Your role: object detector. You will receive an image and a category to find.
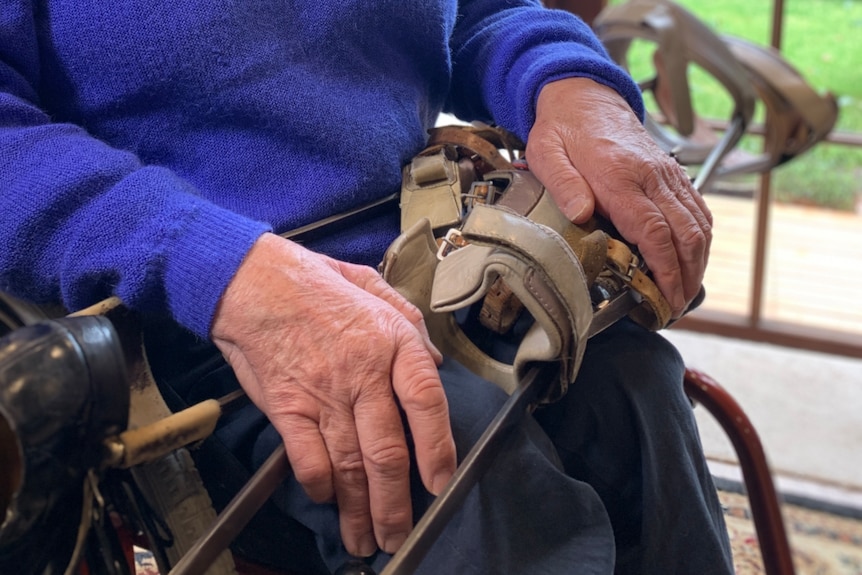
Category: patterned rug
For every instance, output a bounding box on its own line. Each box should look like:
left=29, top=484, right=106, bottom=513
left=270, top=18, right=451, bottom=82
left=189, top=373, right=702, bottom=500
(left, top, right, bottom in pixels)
left=720, top=490, right=862, bottom=574
left=132, top=491, right=862, bottom=574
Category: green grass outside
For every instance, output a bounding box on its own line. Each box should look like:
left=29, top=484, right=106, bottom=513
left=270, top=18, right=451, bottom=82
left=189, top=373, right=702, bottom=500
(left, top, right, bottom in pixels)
left=605, top=0, right=862, bottom=211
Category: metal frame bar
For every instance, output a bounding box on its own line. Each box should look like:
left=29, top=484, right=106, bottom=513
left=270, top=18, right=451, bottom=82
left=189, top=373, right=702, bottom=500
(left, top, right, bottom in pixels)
left=682, top=0, right=862, bottom=359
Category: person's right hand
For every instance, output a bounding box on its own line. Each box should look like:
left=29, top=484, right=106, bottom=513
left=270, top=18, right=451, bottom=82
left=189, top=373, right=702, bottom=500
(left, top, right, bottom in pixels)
left=526, top=78, right=713, bottom=318
left=210, top=232, right=457, bottom=558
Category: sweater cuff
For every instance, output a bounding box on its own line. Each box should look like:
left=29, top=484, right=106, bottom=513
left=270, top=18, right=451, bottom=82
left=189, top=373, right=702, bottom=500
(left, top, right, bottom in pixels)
left=502, top=43, right=645, bottom=142
left=163, top=200, right=271, bottom=337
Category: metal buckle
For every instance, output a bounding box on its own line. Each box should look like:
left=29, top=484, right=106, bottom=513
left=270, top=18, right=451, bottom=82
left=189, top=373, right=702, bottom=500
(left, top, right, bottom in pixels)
left=607, top=251, right=640, bottom=285
left=436, top=229, right=468, bottom=261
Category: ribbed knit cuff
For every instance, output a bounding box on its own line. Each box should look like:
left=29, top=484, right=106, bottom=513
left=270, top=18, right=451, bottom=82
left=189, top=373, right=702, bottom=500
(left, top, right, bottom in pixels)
left=162, top=199, right=271, bottom=337
left=501, top=42, right=645, bottom=142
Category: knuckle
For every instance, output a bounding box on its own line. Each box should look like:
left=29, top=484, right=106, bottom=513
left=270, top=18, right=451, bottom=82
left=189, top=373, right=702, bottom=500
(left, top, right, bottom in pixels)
left=398, top=299, right=424, bottom=326
left=388, top=318, right=430, bottom=357
left=680, top=222, right=707, bottom=249
left=333, top=451, right=368, bottom=482
left=292, top=461, right=332, bottom=493
left=352, top=330, right=397, bottom=371
left=640, top=212, right=673, bottom=244
left=397, top=369, right=445, bottom=411
left=375, top=506, right=413, bottom=533
left=701, top=215, right=713, bottom=236
left=525, top=127, right=562, bottom=156
left=677, top=225, right=709, bottom=266
left=363, top=440, right=410, bottom=478
left=702, top=206, right=715, bottom=230
left=640, top=160, right=674, bottom=197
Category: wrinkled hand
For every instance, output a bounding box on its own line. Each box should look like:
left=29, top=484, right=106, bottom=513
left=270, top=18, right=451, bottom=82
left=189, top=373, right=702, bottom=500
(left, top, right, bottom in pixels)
left=210, top=232, right=457, bottom=557
left=526, top=78, right=713, bottom=316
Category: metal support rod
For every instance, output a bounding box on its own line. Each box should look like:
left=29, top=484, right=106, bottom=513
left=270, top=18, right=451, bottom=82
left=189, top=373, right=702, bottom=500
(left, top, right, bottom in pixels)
left=381, top=364, right=553, bottom=575
left=169, top=445, right=291, bottom=575
left=692, top=116, right=746, bottom=192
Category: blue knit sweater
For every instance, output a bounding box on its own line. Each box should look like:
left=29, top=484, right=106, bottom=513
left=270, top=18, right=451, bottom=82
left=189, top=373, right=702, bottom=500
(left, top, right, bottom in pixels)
left=0, top=1, right=643, bottom=337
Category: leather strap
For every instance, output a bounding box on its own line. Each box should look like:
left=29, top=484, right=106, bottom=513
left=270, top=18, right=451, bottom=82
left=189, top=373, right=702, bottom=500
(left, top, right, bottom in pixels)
left=606, top=238, right=672, bottom=330
left=382, top=206, right=593, bottom=403
left=382, top=142, right=677, bottom=402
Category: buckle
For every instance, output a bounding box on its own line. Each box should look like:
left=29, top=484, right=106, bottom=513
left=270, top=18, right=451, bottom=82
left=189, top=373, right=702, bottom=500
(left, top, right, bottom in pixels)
left=612, top=253, right=639, bottom=283
left=606, top=242, right=641, bottom=285
left=436, top=229, right=468, bottom=261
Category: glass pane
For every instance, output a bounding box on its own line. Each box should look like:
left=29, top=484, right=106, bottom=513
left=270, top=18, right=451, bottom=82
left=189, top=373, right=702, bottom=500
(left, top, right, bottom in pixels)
left=763, top=0, right=862, bottom=337
left=700, top=191, right=755, bottom=316
left=601, top=1, right=767, bottom=318
left=781, top=0, right=862, bottom=136
left=764, top=145, right=862, bottom=336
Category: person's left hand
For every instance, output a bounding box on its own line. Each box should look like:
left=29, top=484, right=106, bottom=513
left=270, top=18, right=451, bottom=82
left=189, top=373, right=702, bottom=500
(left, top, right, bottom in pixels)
left=525, top=77, right=712, bottom=318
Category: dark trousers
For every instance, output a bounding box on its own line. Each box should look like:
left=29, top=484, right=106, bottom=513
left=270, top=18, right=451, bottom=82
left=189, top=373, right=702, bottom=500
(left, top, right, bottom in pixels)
left=145, top=318, right=733, bottom=574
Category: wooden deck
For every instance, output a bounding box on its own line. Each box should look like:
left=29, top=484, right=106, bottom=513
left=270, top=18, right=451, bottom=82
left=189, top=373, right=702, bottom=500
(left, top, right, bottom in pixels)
left=701, top=194, right=862, bottom=337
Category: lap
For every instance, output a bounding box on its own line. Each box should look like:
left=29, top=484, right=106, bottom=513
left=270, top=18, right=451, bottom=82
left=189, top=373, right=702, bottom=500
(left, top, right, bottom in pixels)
left=143, top=316, right=728, bottom=574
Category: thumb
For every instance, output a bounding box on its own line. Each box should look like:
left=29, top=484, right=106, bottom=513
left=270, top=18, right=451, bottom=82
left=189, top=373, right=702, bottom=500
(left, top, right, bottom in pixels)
left=536, top=162, right=596, bottom=224
left=527, top=142, right=596, bottom=224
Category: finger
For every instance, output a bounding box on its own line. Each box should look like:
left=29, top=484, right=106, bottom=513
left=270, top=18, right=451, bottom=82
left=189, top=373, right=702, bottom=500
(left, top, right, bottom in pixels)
left=218, top=343, right=338, bottom=504
left=654, top=163, right=711, bottom=304
left=390, top=331, right=456, bottom=497
left=542, top=163, right=597, bottom=225
left=601, top=188, right=686, bottom=313
left=323, top=410, right=379, bottom=558
left=612, top=184, right=705, bottom=317
left=280, top=414, right=336, bottom=504
left=665, top=159, right=713, bottom=246
left=375, top=282, right=443, bottom=364
left=688, top=176, right=714, bottom=229
left=679, top=173, right=714, bottom=267
left=353, top=385, right=413, bottom=554
left=526, top=137, right=596, bottom=223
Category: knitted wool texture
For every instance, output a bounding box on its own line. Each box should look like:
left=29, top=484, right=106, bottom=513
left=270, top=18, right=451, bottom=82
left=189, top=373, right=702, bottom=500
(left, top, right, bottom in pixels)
left=0, top=1, right=643, bottom=336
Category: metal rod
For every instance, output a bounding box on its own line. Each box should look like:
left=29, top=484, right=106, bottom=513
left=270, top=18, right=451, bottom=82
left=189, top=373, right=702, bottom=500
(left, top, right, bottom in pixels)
left=381, top=364, right=552, bottom=575
left=280, top=193, right=399, bottom=242
left=217, top=389, right=247, bottom=408
left=692, top=116, right=746, bottom=193
left=217, top=389, right=250, bottom=418
left=169, top=445, right=291, bottom=575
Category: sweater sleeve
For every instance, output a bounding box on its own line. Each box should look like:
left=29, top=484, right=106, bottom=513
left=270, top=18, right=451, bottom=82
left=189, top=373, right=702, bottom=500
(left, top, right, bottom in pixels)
left=0, top=9, right=271, bottom=337
left=446, top=0, right=645, bottom=141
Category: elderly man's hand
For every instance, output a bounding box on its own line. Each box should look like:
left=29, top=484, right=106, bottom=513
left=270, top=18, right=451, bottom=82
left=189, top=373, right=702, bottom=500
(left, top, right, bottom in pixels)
left=210, top=232, right=457, bottom=558
left=526, top=78, right=713, bottom=316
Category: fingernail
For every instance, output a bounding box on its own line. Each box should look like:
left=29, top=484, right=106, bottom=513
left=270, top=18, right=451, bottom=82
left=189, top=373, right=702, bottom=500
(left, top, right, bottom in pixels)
left=563, top=197, right=588, bottom=222
left=431, top=469, right=453, bottom=496
left=426, top=337, right=443, bottom=365
left=357, top=532, right=378, bottom=557
left=382, top=532, right=409, bottom=554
